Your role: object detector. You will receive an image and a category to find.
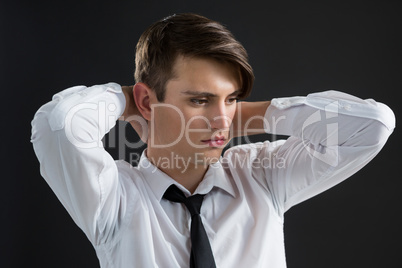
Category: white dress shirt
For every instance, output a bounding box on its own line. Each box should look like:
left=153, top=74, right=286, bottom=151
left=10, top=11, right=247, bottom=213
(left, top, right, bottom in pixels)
left=30, top=83, right=395, bottom=268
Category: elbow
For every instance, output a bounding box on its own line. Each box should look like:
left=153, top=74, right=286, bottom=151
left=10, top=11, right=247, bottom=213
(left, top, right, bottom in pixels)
left=367, top=101, right=396, bottom=147
left=369, top=120, right=394, bottom=148
left=340, top=103, right=395, bottom=148
left=368, top=104, right=396, bottom=147
left=354, top=118, right=395, bottom=149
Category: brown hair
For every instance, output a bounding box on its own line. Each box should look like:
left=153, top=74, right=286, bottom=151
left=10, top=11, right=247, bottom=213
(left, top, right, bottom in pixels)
left=134, top=13, right=254, bottom=102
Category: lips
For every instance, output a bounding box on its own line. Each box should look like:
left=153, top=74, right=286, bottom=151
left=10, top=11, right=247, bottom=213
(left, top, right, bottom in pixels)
left=201, top=136, right=226, bottom=147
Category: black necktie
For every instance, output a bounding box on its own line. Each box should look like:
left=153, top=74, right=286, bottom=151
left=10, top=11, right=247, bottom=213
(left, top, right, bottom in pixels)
left=163, top=184, right=216, bottom=268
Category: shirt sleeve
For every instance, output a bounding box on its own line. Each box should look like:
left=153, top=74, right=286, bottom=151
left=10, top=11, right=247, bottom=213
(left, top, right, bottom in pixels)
left=260, top=90, right=395, bottom=213
left=30, top=82, right=128, bottom=245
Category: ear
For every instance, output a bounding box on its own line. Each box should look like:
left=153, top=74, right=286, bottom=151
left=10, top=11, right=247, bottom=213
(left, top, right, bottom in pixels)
left=133, top=82, right=154, bottom=121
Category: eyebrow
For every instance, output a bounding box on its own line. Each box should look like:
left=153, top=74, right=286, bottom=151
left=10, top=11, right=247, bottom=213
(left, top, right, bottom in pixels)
left=180, top=90, right=241, bottom=97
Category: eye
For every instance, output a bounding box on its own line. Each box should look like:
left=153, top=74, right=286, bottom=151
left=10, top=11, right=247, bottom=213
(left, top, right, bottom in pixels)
left=226, top=97, right=239, bottom=104
left=191, top=99, right=208, bottom=105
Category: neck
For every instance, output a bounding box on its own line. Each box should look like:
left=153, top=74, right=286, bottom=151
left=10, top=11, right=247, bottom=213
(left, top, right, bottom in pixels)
left=146, top=149, right=209, bottom=194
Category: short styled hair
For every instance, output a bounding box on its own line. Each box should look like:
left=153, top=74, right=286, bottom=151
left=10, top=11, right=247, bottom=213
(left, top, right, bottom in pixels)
left=134, top=13, right=254, bottom=102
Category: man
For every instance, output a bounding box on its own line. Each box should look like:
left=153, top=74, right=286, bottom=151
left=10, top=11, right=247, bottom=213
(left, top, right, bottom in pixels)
left=31, top=13, right=395, bottom=267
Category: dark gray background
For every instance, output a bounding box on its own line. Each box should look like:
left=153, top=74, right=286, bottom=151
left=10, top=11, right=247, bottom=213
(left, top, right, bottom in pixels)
left=1, top=0, right=401, bottom=267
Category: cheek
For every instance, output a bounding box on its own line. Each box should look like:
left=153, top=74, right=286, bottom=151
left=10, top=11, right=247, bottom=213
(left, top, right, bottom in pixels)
left=228, top=104, right=238, bottom=124
left=153, top=108, right=185, bottom=138
left=185, top=113, right=212, bottom=138
left=186, top=116, right=209, bottom=128
left=228, top=105, right=237, bottom=120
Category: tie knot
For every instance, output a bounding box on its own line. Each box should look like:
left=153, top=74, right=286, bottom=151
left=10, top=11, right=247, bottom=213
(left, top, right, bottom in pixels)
left=163, top=185, right=205, bottom=217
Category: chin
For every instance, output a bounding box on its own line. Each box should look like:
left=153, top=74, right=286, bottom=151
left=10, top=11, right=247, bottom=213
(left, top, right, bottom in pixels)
left=195, top=149, right=223, bottom=164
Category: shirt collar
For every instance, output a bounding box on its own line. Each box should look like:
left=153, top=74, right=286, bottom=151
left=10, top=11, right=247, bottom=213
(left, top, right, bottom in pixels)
left=137, top=150, right=237, bottom=201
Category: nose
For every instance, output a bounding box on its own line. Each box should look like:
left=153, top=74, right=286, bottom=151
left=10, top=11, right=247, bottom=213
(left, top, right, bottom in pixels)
left=209, top=102, right=232, bottom=130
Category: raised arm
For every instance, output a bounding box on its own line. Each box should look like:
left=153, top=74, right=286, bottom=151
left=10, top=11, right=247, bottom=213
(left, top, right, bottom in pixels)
left=31, top=83, right=127, bottom=245
left=226, top=90, right=395, bottom=214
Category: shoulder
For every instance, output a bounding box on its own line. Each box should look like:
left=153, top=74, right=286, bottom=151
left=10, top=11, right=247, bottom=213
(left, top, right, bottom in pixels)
left=114, top=160, right=148, bottom=192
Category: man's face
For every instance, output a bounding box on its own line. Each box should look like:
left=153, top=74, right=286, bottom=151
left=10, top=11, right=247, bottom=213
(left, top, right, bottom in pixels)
left=148, top=56, right=241, bottom=166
